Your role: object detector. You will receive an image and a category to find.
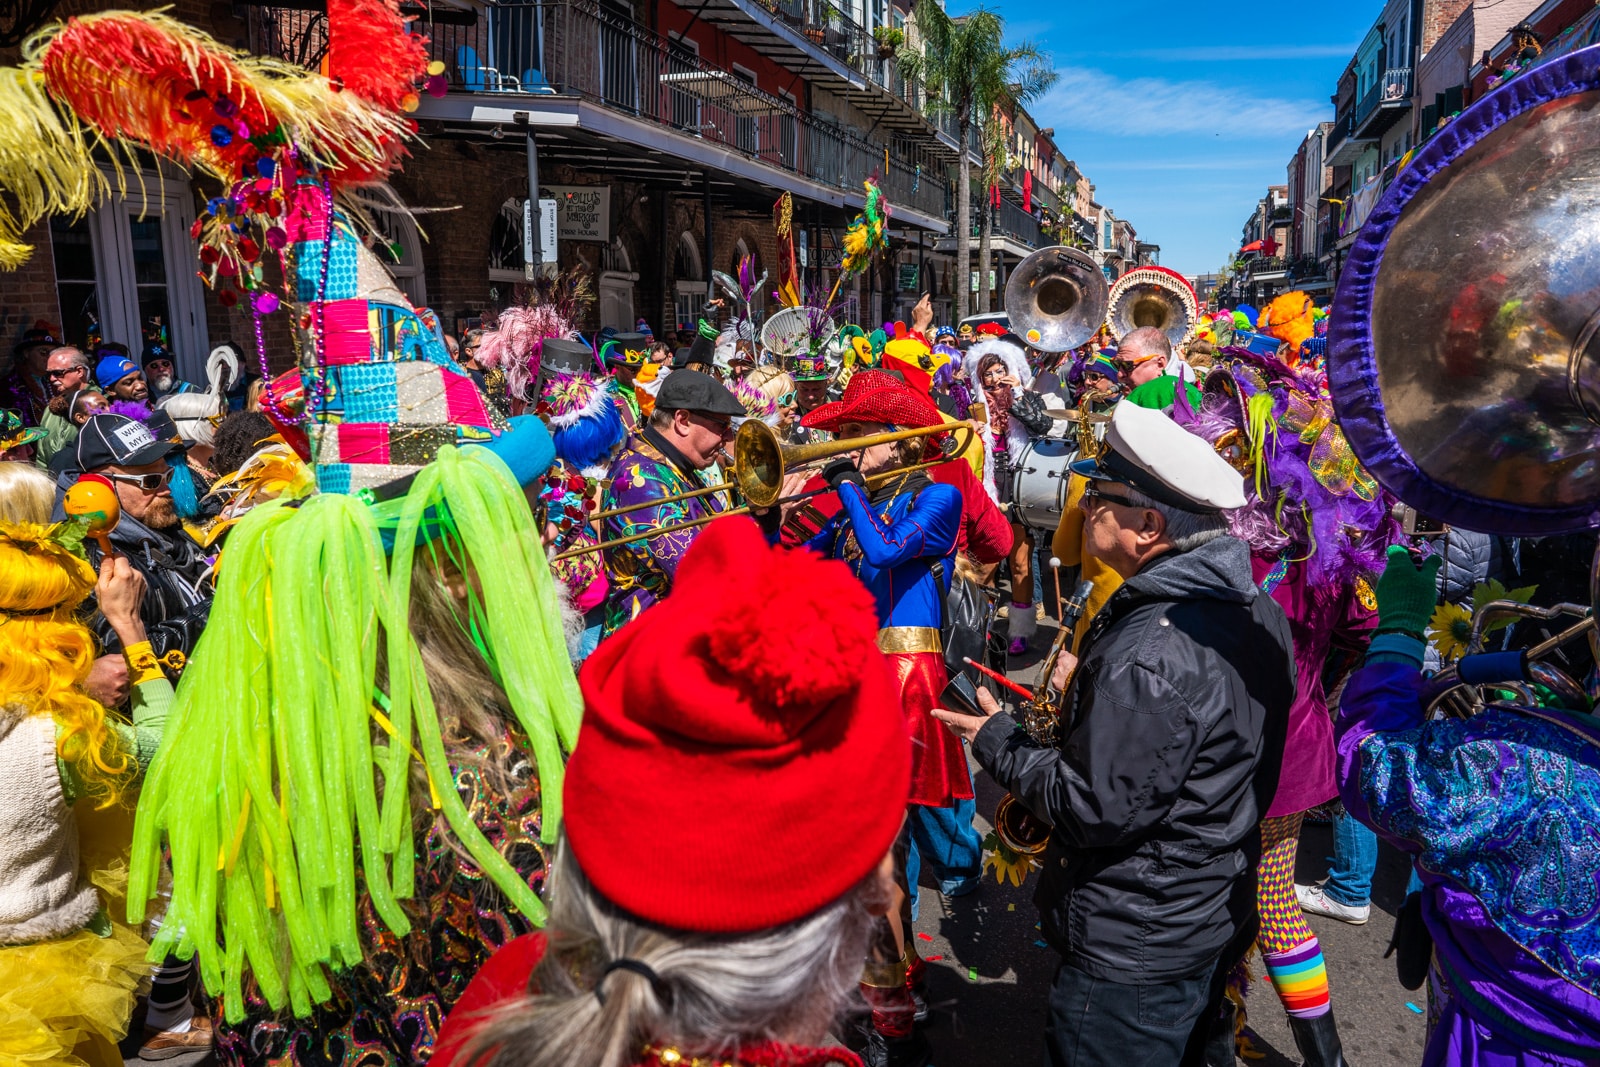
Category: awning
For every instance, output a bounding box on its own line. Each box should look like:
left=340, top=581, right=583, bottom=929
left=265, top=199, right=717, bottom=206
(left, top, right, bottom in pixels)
left=1240, top=240, right=1264, bottom=252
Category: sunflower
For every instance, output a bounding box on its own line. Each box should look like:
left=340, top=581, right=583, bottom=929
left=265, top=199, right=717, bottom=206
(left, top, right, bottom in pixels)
left=981, top=830, right=1037, bottom=887
left=1427, top=602, right=1474, bottom=662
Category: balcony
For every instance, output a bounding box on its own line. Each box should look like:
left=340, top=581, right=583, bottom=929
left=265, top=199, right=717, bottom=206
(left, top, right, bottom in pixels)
left=251, top=2, right=950, bottom=224
left=1352, top=67, right=1412, bottom=137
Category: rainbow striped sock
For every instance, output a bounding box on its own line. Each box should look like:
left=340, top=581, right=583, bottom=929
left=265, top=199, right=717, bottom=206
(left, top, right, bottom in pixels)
left=1262, top=938, right=1331, bottom=1019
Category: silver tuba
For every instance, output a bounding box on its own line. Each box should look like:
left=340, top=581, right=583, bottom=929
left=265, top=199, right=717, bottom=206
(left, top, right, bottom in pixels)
left=1105, top=266, right=1198, bottom=347
left=1327, top=44, right=1600, bottom=537
left=1005, top=246, right=1110, bottom=353
left=1326, top=45, right=1600, bottom=719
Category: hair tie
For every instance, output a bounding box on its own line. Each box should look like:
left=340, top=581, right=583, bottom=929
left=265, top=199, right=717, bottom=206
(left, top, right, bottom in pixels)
left=595, top=958, right=671, bottom=1007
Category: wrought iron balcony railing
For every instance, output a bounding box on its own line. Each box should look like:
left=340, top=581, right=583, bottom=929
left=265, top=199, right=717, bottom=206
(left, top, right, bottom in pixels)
left=246, top=0, right=951, bottom=222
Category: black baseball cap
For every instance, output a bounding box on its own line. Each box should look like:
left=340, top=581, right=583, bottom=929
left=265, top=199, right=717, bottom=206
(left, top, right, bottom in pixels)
left=654, top=370, right=744, bottom=417
left=74, top=413, right=184, bottom=471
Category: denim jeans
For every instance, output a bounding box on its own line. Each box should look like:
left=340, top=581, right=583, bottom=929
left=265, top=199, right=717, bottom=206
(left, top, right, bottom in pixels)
left=573, top=606, right=605, bottom=665
left=905, top=799, right=982, bottom=919
left=1325, top=810, right=1378, bottom=907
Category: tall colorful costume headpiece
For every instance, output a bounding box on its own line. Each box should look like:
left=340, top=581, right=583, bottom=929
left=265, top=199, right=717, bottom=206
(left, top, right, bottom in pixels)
left=95, top=0, right=584, bottom=1028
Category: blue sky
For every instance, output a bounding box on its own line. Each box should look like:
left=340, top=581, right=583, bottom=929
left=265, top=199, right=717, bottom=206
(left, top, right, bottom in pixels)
left=986, top=0, right=1381, bottom=274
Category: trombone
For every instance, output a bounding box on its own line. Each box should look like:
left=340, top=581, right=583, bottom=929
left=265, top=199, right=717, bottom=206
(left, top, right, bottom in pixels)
left=551, top=419, right=972, bottom=561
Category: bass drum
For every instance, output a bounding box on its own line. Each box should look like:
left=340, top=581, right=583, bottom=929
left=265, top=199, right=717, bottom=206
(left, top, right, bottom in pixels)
left=1011, top=438, right=1078, bottom=533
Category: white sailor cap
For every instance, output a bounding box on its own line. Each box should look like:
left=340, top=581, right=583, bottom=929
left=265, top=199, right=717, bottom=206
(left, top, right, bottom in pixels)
left=1070, top=401, right=1247, bottom=513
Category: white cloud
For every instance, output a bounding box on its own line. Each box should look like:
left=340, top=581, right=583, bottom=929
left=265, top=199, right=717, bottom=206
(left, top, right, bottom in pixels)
left=1037, top=67, right=1327, bottom=138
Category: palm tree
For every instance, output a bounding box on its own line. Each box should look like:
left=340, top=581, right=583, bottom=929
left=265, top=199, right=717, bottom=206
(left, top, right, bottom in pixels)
left=901, top=1, right=1056, bottom=320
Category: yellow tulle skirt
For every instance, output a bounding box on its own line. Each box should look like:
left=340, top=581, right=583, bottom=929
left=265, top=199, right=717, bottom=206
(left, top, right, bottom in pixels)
left=0, top=803, right=152, bottom=1067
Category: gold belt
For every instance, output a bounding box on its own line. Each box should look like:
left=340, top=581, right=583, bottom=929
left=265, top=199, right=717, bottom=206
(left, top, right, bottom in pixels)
left=877, top=626, right=942, bottom=655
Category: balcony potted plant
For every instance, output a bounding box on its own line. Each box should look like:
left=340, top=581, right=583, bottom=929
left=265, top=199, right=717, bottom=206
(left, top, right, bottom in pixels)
left=873, top=25, right=904, bottom=60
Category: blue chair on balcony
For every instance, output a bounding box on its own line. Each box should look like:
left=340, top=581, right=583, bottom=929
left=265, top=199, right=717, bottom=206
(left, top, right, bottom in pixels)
left=455, top=45, right=521, bottom=93
left=520, top=67, right=557, bottom=95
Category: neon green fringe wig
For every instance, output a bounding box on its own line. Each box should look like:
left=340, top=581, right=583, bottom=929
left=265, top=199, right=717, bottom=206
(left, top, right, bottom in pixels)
left=128, top=445, right=581, bottom=1021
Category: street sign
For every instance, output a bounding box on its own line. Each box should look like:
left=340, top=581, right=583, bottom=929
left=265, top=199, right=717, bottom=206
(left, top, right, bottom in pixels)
left=522, top=199, right=534, bottom=280
left=539, top=198, right=558, bottom=262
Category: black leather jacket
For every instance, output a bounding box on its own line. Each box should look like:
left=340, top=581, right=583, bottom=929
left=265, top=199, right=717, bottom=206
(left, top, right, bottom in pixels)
left=973, top=535, right=1294, bottom=982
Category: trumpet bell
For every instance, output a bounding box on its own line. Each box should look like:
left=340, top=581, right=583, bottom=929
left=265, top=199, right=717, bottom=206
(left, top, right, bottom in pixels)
left=733, top=419, right=786, bottom=508
left=1006, top=246, right=1110, bottom=353
left=1106, top=266, right=1198, bottom=348
left=731, top=418, right=973, bottom=510
left=1330, top=47, right=1600, bottom=535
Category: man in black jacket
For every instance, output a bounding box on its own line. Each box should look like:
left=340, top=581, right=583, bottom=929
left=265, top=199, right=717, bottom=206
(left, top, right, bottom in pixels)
left=54, top=414, right=212, bottom=693
left=936, top=401, right=1293, bottom=1066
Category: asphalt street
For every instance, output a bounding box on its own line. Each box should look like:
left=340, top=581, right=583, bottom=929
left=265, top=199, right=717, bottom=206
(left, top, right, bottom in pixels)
left=910, top=622, right=1428, bottom=1066
left=122, top=618, right=1428, bottom=1067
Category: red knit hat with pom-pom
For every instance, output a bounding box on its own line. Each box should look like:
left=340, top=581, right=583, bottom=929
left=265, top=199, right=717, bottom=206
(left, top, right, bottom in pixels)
left=565, top=515, right=910, bottom=932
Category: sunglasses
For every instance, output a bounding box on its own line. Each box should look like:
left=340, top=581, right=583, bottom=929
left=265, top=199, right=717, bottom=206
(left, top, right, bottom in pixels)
left=1080, top=482, right=1138, bottom=509
left=106, top=468, right=174, bottom=491
left=46, top=367, right=84, bottom=379
left=686, top=410, right=735, bottom=436
left=777, top=391, right=796, bottom=407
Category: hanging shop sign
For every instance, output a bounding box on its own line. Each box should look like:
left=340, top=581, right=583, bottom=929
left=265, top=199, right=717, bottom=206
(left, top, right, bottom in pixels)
left=898, top=263, right=920, bottom=291
left=541, top=185, right=611, bottom=241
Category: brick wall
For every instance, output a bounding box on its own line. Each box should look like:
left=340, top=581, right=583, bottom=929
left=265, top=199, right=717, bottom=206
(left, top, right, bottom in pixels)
left=394, top=138, right=801, bottom=340
left=1, top=220, right=64, bottom=345
left=1422, top=0, right=1475, bottom=56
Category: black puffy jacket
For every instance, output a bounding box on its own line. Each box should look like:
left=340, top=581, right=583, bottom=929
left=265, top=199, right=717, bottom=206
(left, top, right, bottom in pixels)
left=973, top=535, right=1294, bottom=982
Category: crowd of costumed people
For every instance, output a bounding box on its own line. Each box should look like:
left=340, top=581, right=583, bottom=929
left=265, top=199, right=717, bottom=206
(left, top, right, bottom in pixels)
left=2, top=3, right=1600, bottom=1067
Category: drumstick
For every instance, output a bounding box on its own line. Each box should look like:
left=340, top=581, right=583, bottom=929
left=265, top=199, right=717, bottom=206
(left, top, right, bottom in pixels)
left=962, top=657, right=1036, bottom=702
left=1049, top=555, right=1064, bottom=621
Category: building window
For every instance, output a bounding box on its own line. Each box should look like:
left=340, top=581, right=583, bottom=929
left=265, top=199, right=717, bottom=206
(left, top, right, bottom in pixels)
left=52, top=217, right=99, bottom=349
left=55, top=167, right=210, bottom=378
left=673, top=232, right=706, bottom=330
left=488, top=196, right=525, bottom=282
left=368, top=208, right=428, bottom=307
left=731, top=65, right=758, bottom=153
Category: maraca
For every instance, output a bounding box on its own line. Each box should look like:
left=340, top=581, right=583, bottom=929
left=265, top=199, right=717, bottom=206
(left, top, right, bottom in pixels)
left=63, top=473, right=120, bottom=557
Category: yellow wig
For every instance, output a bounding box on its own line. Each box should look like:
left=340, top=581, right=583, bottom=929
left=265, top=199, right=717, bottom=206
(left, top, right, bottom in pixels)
left=0, top=524, right=130, bottom=805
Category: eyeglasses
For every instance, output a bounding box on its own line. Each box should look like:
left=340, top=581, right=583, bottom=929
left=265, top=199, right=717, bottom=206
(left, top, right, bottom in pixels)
left=105, top=468, right=174, bottom=491
left=1080, top=482, right=1137, bottom=509
left=46, top=367, right=84, bottom=379
left=777, top=391, right=796, bottom=408
left=690, top=412, right=735, bottom=437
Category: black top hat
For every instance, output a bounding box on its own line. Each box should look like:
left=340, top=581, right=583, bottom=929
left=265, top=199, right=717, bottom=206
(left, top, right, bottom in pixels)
left=540, top=338, right=597, bottom=380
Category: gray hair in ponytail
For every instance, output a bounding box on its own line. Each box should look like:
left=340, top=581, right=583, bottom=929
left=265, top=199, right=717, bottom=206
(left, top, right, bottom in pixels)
left=459, top=836, right=885, bottom=1067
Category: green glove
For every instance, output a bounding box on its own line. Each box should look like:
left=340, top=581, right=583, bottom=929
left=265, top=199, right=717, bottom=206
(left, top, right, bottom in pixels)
left=1374, top=544, right=1443, bottom=635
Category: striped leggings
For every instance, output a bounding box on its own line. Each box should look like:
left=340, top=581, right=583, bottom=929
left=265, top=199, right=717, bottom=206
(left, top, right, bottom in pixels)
left=1256, top=813, right=1331, bottom=1019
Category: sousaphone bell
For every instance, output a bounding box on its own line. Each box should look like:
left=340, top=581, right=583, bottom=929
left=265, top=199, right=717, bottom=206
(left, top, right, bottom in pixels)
left=1006, top=246, right=1110, bottom=353
left=1328, top=43, right=1600, bottom=536
left=1105, top=266, right=1198, bottom=347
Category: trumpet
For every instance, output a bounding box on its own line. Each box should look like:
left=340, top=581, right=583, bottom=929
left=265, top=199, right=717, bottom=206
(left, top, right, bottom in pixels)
left=551, top=419, right=973, bottom=561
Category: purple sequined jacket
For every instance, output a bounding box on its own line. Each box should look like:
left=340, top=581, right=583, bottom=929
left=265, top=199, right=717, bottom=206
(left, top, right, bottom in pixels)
left=1338, top=661, right=1600, bottom=1065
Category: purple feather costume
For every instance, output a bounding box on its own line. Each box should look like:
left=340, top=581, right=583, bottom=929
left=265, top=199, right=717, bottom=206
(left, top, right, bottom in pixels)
left=1173, top=350, right=1399, bottom=816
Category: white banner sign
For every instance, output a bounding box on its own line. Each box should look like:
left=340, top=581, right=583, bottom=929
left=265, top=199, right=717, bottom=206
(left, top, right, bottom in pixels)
left=542, top=185, right=610, bottom=242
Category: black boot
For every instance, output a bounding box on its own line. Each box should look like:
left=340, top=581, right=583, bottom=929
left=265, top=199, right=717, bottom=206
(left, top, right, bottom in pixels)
left=1288, top=1010, right=1349, bottom=1067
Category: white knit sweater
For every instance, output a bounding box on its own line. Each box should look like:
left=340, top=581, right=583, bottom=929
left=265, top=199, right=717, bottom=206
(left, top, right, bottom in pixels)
left=0, top=707, right=99, bottom=944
